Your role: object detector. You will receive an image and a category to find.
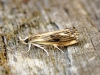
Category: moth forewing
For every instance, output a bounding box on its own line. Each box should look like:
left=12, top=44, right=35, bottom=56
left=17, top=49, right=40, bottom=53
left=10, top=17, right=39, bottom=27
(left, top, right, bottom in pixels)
left=19, top=27, right=79, bottom=55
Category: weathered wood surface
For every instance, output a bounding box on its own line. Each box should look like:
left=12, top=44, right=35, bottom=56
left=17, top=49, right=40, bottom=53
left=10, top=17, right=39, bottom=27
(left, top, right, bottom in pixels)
left=0, top=0, right=100, bottom=75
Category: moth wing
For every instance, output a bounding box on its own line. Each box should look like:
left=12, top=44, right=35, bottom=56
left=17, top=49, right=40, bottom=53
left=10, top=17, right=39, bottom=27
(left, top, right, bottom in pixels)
left=41, top=31, right=78, bottom=42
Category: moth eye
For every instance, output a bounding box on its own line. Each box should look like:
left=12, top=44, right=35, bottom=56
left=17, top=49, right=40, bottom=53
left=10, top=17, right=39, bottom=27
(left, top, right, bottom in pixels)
left=24, top=39, right=29, bottom=43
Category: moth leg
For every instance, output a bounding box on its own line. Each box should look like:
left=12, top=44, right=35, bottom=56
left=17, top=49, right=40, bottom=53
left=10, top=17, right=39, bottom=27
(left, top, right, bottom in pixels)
left=22, top=43, right=31, bottom=53
left=33, top=44, right=49, bottom=56
left=26, top=43, right=32, bottom=52
left=54, top=46, right=64, bottom=53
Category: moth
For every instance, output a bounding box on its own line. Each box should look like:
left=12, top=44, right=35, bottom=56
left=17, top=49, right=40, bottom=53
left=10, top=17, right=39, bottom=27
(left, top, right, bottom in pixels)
left=19, top=27, right=79, bottom=56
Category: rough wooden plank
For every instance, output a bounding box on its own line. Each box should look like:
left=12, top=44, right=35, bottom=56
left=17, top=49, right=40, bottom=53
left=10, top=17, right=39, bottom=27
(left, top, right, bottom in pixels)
left=71, top=18, right=100, bottom=75
left=46, top=1, right=100, bottom=74
left=79, top=0, right=100, bottom=31
left=0, top=0, right=100, bottom=75
left=62, top=0, right=100, bottom=74
left=0, top=35, right=12, bottom=75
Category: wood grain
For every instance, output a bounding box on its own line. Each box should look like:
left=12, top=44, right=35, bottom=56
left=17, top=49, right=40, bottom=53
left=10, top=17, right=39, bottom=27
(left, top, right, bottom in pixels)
left=0, top=0, right=100, bottom=75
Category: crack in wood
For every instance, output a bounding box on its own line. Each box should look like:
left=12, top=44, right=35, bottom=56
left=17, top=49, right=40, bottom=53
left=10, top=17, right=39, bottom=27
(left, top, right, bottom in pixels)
left=1, top=36, right=7, bottom=60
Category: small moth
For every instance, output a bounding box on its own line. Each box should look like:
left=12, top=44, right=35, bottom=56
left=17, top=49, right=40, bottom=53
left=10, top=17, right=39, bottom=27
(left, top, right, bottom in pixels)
left=19, top=27, right=79, bottom=56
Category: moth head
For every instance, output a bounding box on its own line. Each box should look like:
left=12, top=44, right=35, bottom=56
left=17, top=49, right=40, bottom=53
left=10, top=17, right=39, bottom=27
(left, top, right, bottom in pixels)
left=18, top=37, right=29, bottom=44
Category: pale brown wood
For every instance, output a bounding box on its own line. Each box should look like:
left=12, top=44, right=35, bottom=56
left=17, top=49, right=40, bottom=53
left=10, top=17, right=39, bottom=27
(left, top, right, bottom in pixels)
left=79, top=0, right=100, bottom=31
left=0, top=0, right=100, bottom=75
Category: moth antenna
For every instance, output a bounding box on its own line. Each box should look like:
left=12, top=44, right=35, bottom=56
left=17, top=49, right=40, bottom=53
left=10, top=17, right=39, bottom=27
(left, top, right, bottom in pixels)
left=32, top=44, right=49, bottom=56
left=54, top=46, right=64, bottom=53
